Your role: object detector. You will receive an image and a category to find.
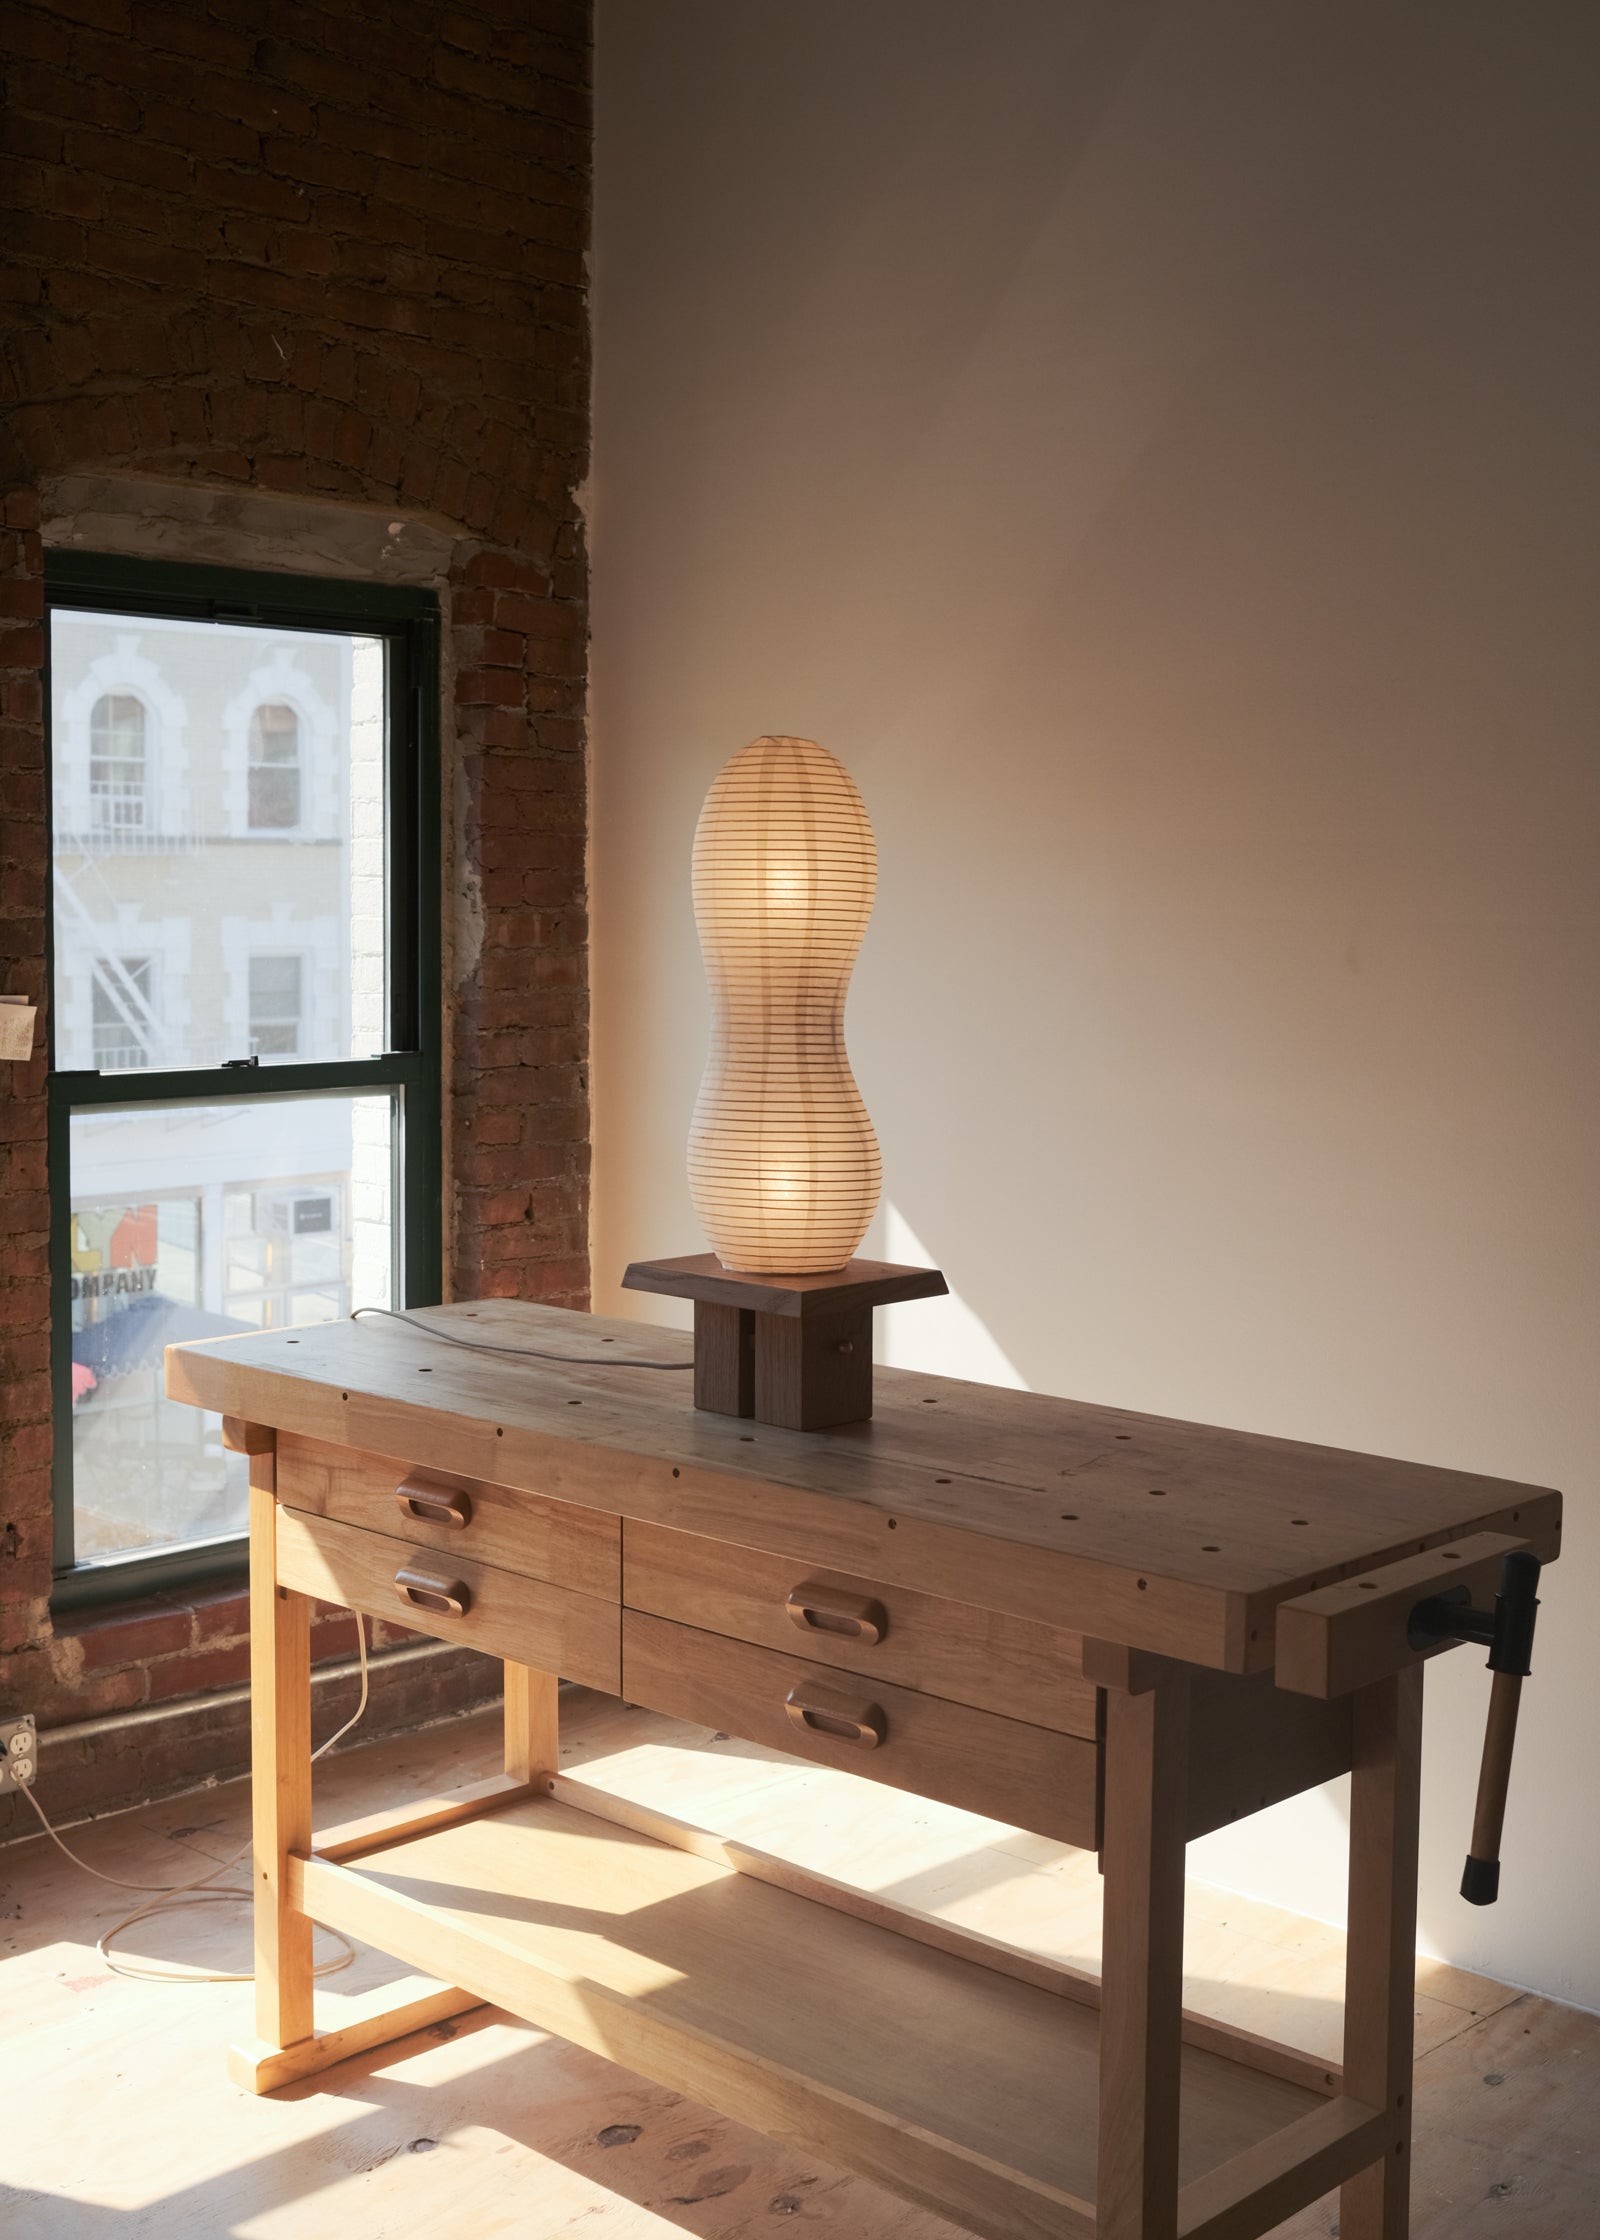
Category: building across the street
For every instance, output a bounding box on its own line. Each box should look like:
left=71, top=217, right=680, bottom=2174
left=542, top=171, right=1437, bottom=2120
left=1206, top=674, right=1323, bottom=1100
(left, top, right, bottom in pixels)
left=52, top=611, right=392, bottom=1560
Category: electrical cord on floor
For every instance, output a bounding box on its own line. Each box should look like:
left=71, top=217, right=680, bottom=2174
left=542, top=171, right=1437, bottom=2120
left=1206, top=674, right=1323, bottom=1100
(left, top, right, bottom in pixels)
left=21, top=1616, right=373, bottom=1985
left=349, top=1303, right=694, bottom=1369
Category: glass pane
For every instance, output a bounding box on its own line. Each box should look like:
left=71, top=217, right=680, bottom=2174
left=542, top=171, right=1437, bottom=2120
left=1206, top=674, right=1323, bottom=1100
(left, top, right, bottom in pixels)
left=50, top=611, right=388, bottom=1071
left=248, top=953, right=304, bottom=1056
left=68, top=1091, right=395, bottom=1563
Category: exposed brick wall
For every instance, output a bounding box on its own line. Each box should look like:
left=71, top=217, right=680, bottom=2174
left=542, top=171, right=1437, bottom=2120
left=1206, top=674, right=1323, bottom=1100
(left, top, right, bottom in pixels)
left=450, top=544, right=590, bottom=1306
left=15, top=1589, right=505, bottom=1835
left=0, top=0, right=592, bottom=1828
left=0, top=491, right=51, bottom=1673
left=31, top=1581, right=455, bottom=1728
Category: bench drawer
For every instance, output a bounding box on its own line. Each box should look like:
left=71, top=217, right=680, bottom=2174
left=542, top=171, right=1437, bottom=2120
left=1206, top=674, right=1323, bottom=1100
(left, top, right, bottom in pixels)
left=276, top=1434, right=619, bottom=1601
left=276, top=1504, right=620, bottom=1694
left=624, top=1520, right=1098, bottom=1737
left=621, top=1609, right=1100, bottom=1848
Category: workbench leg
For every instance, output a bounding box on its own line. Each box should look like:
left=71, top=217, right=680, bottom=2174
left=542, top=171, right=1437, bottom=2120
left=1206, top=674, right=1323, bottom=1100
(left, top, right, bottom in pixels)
left=504, top=1661, right=560, bottom=1782
left=1340, top=1667, right=1423, bottom=2239
left=248, top=1459, right=315, bottom=2053
left=1097, top=1669, right=1191, bottom=2240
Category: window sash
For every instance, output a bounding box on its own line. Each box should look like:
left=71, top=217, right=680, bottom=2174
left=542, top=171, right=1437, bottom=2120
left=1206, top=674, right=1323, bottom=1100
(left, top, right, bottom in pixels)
left=45, top=554, right=442, bottom=1610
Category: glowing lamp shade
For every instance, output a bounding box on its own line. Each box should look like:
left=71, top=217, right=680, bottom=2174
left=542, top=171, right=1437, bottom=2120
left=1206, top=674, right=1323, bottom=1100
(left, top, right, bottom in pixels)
left=689, top=735, right=881, bottom=1275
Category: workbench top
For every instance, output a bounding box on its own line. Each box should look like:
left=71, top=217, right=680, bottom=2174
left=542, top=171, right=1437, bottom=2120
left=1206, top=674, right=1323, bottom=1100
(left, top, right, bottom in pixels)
left=168, top=1298, right=1560, bottom=1673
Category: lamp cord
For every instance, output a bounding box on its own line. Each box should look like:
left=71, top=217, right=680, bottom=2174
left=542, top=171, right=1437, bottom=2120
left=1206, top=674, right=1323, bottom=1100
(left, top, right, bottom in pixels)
left=349, top=1303, right=693, bottom=1370
left=20, top=1617, right=373, bottom=1985
left=25, top=1302, right=691, bottom=1981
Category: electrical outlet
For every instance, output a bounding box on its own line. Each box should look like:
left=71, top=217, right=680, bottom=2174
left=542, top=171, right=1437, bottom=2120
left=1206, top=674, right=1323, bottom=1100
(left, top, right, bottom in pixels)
left=0, top=1713, right=36, bottom=1792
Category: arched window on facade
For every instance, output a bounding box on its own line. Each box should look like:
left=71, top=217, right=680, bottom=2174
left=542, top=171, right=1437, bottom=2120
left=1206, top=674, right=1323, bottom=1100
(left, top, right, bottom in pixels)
left=89, top=694, right=147, bottom=832
left=247, top=703, right=301, bottom=829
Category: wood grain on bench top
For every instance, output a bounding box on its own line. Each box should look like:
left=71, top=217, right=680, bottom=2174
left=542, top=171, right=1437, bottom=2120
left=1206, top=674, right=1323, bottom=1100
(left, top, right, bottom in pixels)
left=166, top=1299, right=1560, bottom=1674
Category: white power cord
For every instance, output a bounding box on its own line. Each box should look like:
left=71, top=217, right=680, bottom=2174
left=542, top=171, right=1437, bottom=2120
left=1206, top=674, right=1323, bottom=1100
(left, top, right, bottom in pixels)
left=21, top=1615, right=372, bottom=1984
left=25, top=1297, right=682, bottom=1981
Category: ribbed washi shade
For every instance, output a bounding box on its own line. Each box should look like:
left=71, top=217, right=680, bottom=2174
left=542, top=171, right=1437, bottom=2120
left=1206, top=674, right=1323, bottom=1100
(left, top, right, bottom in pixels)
left=689, top=736, right=882, bottom=1275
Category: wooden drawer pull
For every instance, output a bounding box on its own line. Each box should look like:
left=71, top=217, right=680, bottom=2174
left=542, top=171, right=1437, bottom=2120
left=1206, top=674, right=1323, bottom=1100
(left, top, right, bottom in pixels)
left=784, top=1583, right=887, bottom=1645
left=784, top=1682, right=885, bottom=1749
left=395, top=1477, right=472, bottom=1530
left=396, top=1568, right=471, bottom=1618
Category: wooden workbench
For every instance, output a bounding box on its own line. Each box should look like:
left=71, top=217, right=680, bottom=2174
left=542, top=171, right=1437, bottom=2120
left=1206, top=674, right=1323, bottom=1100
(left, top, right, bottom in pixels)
left=167, top=1300, right=1562, bottom=2240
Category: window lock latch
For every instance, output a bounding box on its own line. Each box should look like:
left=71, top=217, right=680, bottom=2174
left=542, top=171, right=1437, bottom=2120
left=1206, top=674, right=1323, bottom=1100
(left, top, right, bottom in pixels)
left=221, top=1055, right=261, bottom=1070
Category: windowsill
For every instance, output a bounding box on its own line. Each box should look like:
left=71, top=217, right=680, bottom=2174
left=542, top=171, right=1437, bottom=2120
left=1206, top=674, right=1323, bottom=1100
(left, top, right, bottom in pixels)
left=51, top=1533, right=248, bottom=1617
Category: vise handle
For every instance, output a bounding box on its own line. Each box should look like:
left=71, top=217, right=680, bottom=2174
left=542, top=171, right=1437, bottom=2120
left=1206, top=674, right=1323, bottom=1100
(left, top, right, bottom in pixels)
left=1409, top=1548, right=1541, bottom=1905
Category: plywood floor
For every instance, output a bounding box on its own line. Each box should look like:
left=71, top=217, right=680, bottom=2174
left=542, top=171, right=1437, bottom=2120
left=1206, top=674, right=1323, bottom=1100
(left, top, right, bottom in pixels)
left=1, top=1687, right=1594, bottom=2238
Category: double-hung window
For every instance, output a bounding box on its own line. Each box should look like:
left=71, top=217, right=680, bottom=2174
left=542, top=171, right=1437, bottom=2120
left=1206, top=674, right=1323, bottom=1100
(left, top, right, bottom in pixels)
left=47, top=556, right=441, bottom=1605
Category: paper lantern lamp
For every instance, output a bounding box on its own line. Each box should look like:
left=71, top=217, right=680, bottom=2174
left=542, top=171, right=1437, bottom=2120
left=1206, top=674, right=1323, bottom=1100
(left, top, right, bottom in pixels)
left=623, top=736, right=946, bottom=1433
left=688, top=734, right=880, bottom=1274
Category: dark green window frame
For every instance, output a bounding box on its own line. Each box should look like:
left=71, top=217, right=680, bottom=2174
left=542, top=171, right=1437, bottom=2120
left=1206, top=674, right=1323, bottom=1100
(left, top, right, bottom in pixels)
left=45, top=553, right=442, bottom=1612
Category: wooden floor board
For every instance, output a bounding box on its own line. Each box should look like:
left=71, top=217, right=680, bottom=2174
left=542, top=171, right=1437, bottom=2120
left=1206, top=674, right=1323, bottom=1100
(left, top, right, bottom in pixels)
left=1, top=1689, right=1594, bottom=2239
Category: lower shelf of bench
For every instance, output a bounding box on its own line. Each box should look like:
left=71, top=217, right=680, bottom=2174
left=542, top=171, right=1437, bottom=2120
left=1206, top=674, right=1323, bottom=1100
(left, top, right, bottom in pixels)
left=289, top=1787, right=1378, bottom=2240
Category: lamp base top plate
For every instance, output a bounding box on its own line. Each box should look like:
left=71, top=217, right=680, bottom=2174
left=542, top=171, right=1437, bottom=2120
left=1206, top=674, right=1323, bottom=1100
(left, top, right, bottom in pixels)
left=621, top=1253, right=948, bottom=1320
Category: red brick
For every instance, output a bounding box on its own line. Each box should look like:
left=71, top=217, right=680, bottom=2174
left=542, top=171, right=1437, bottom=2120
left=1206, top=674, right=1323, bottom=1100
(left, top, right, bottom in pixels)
left=143, top=1640, right=252, bottom=1701
left=455, top=665, right=527, bottom=709
left=310, top=1609, right=362, bottom=1660
left=199, top=72, right=315, bottom=139
left=129, top=2, right=254, bottom=68
left=196, top=162, right=308, bottom=223
left=67, top=1600, right=194, bottom=1671
left=0, top=9, right=75, bottom=63
left=141, top=101, right=261, bottom=166
left=65, top=125, right=191, bottom=194
left=84, top=233, right=207, bottom=293
left=1, top=115, right=65, bottom=167
left=35, top=1666, right=147, bottom=1729
left=9, top=58, right=140, bottom=130
left=261, top=133, right=375, bottom=195
left=190, top=1589, right=249, bottom=1642
left=0, top=577, right=43, bottom=622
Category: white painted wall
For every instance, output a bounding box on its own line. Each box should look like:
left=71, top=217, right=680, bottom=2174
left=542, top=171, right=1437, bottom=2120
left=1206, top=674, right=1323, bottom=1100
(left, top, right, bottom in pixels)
left=590, top=0, right=1600, bottom=2008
